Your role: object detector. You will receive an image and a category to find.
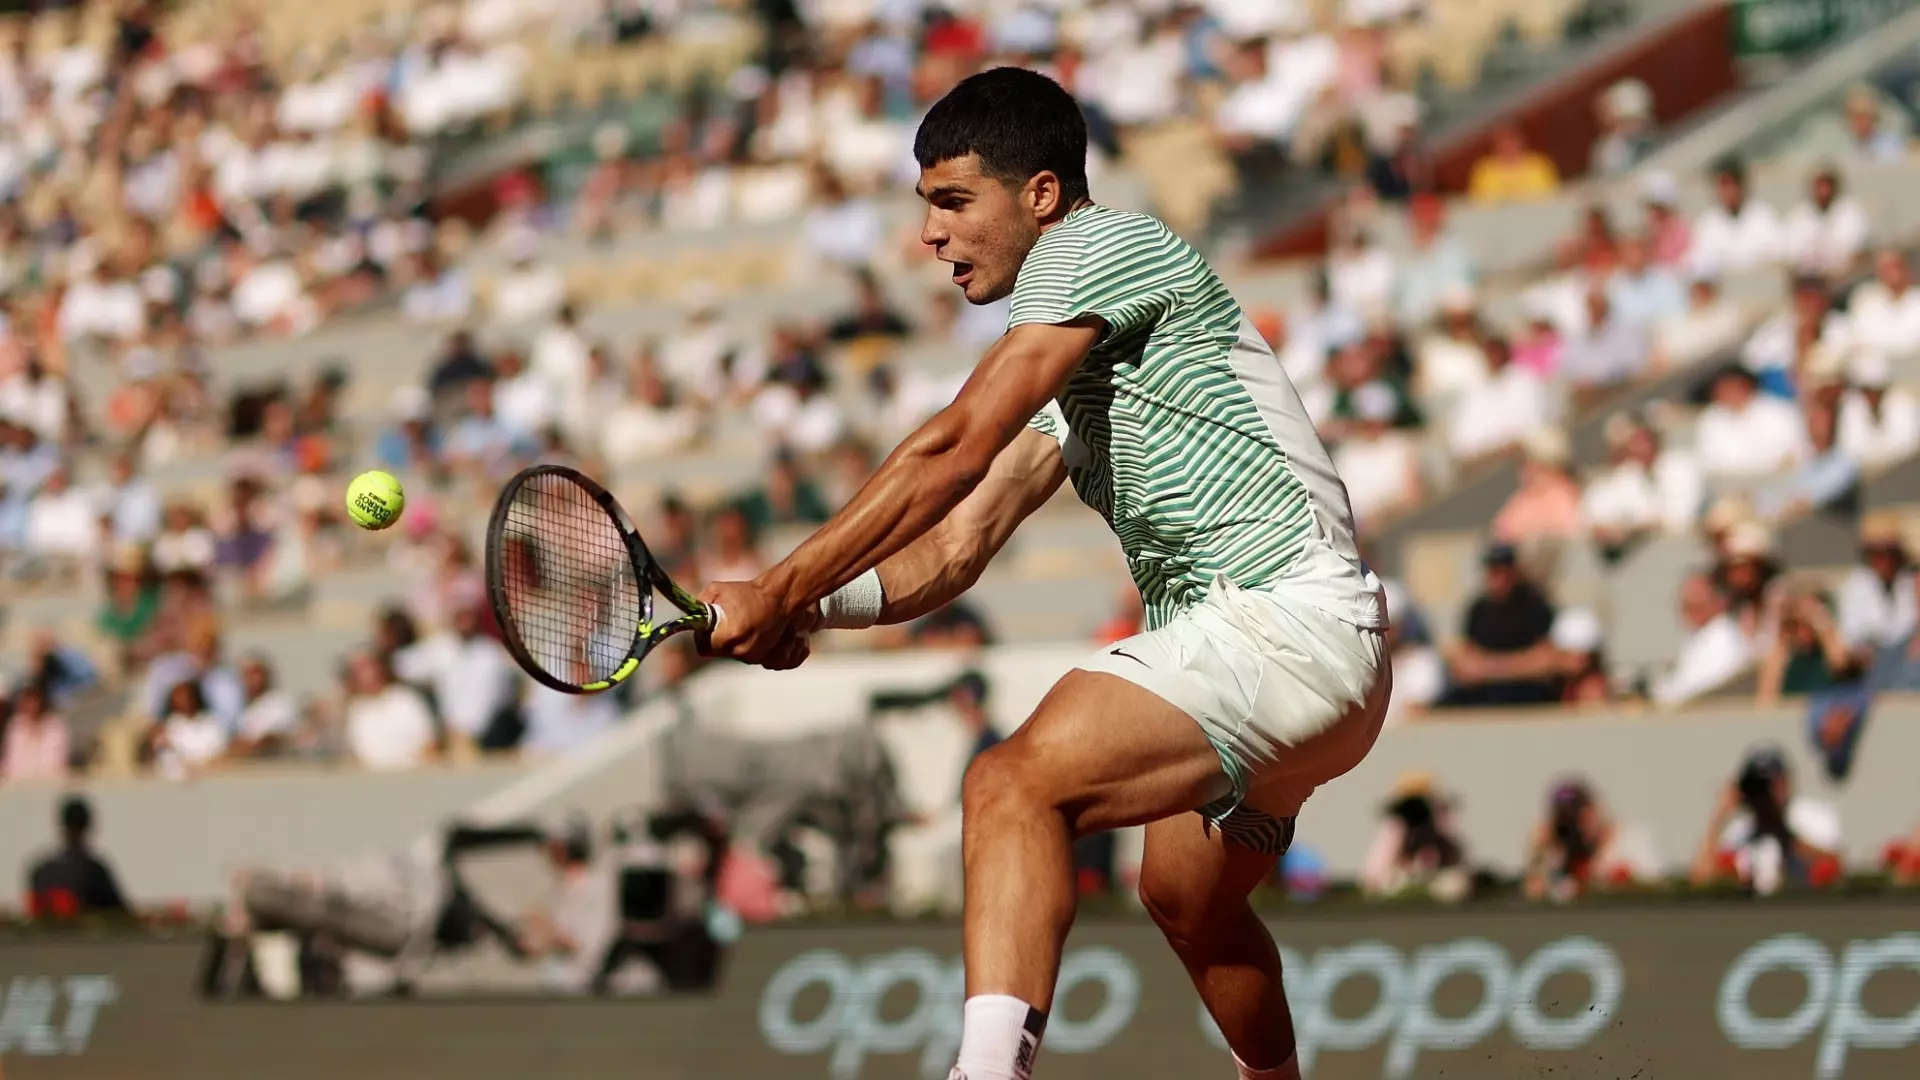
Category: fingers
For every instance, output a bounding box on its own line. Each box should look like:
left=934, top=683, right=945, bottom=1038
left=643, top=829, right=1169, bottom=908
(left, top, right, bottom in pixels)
left=762, top=630, right=812, bottom=671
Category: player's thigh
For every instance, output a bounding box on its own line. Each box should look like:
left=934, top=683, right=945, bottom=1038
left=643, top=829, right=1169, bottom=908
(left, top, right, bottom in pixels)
left=1136, top=814, right=1276, bottom=947
left=967, top=670, right=1231, bottom=836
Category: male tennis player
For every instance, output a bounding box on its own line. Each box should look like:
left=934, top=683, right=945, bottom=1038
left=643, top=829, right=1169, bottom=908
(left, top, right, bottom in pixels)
left=700, top=67, right=1390, bottom=1080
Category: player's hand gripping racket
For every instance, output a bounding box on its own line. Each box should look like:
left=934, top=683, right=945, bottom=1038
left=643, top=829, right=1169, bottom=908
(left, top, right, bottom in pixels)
left=484, top=464, right=719, bottom=694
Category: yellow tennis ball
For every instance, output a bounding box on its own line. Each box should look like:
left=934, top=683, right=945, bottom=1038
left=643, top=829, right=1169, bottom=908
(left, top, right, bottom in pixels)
left=346, top=470, right=406, bottom=531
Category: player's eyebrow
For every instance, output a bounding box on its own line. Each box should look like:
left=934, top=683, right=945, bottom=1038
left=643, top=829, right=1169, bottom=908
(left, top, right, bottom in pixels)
left=918, top=183, right=971, bottom=202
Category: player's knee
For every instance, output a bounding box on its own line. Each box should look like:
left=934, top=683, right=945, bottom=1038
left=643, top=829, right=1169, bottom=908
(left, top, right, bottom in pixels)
left=961, top=742, right=1046, bottom=823
left=1138, top=867, right=1212, bottom=950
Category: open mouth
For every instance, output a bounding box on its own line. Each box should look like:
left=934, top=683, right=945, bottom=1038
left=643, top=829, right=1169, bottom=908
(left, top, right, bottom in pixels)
left=950, top=262, right=974, bottom=287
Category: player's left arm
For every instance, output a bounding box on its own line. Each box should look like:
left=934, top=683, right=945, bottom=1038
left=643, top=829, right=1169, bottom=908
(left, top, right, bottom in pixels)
left=756, top=319, right=1101, bottom=620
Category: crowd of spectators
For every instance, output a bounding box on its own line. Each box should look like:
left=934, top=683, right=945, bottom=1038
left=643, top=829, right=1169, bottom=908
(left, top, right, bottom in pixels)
left=0, top=0, right=1918, bottom=926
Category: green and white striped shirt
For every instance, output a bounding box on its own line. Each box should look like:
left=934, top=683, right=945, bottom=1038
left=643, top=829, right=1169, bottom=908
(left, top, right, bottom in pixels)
left=1011, top=205, right=1384, bottom=631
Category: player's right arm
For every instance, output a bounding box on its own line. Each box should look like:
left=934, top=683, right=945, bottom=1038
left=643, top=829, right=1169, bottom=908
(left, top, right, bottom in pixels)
left=866, top=425, right=1067, bottom=626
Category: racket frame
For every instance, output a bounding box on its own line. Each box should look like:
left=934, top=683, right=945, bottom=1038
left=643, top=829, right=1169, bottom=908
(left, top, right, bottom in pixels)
left=485, top=464, right=716, bottom=695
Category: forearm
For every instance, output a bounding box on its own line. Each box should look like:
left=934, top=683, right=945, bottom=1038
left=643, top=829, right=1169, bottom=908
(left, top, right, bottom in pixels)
left=872, top=519, right=984, bottom=626
left=763, top=417, right=988, bottom=615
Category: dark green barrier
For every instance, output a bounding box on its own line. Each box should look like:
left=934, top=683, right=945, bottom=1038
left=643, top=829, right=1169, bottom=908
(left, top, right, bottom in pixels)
left=3, top=899, right=1918, bottom=1079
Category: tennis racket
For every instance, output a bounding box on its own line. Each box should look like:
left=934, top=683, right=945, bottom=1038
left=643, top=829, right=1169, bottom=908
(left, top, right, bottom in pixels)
left=484, top=464, right=719, bottom=694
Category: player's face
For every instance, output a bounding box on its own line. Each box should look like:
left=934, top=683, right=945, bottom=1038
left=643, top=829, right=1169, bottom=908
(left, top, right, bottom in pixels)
left=917, top=154, right=1043, bottom=305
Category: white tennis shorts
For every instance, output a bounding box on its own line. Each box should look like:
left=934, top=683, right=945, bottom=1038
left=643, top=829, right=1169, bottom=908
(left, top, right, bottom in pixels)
left=1077, top=576, right=1391, bottom=853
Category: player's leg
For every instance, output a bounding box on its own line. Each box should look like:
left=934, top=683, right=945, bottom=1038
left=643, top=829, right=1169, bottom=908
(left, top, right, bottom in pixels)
left=952, top=670, right=1232, bottom=1080
left=1138, top=815, right=1299, bottom=1080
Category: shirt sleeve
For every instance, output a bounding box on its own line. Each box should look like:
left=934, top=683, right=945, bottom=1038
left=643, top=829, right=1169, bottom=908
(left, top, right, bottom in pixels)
left=1006, top=213, right=1177, bottom=339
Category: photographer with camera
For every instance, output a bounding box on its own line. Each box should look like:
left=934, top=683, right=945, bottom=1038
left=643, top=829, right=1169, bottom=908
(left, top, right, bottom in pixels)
left=1360, top=771, right=1473, bottom=903
left=1691, top=746, right=1843, bottom=896
left=1524, top=779, right=1637, bottom=901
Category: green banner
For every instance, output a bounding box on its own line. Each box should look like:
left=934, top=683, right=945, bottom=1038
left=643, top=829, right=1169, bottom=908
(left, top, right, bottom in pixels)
left=1733, top=0, right=1918, bottom=56
left=4, top=900, right=1919, bottom=1079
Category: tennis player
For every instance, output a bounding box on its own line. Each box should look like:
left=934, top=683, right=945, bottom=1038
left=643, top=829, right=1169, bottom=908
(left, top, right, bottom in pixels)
left=700, top=67, right=1391, bottom=1080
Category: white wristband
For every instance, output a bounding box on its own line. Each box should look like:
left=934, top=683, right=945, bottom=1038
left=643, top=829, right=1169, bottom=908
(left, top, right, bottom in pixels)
left=817, top=568, right=885, bottom=630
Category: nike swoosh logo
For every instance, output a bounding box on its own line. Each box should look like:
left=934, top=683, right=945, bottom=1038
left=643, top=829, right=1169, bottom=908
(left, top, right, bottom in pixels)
left=1110, top=648, right=1147, bottom=667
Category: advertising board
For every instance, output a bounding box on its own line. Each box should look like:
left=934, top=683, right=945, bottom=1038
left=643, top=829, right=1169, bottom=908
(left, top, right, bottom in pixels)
left=1, top=900, right=1916, bottom=1080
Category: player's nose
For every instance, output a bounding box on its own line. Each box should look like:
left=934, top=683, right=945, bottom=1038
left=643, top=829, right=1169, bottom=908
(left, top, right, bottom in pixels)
left=919, top=212, right=947, bottom=249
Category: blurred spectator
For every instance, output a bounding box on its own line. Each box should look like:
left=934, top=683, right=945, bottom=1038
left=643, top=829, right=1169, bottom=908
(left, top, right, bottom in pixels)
left=402, top=248, right=474, bottom=326
left=1552, top=607, right=1610, bottom=704
left=18, top=628, right=100, bottom=711
left=342, top=651, right=439, bottom=771
left=231, top=654, right=300, bottom=760
left=1524, top=779, right=1635, bottom=901
left=492, top=347, right=554, bottom=444
left=146, top=680, right=230, bottom=781
left=1591, top=79, right=1656, bottom=176
left=492, top=235, right=567, bottom=326
left=23, top=464, right=97, bottom=569
left=1692, top=746, right=1842, bottom=896
left=1560, top=287, right=1648, bottom=391
left=1360, top=771, right=1471, bottom=903
left=601, top=348, right=702, bottom=467
left=1741, top=275, right=1841, bottom=395
left=1467, top=124, right=1559, bottom=203
left=1716, top=520, right=1784, bottom=638
left=2, top=681, right=71, bottom=782
left=827, top=269, right=914, bottom=345
left=1782, top=167, right=1868, bottom=279
left=25, top=797, right=128, bottom=920
left=1393, top=195, right=1474, bottom=329
left=1379, top=575, right=1444, bottom=720
left=1331, top=381, right=1421, bottom=527
left=1836, top=516, right=1916, bottom=654
left=1652, top=276, right=1745, bottom=371
left=1583, top=412, right=1704, bottom=556
left=703, top=505, right=765, bottom=583
left=152, top=501, right=218, bottom=575
left=1754, top=400, right=1856, bottom=523
left=751, top=349, right=847, bottom=454
left=1837, top=352, right=1920, bottom=469
left=1694, top=365, right=1809, bottom=483
left=1491, top=429, right=1583, bottom=546
left=522, top=684, right=621, bottom=757
left=1327, top=222, right=1395, bottom=319
left=396, top=601, right=522, bottom=752
left=1607, top=237, right=1685, bottom=333
left=429, top=331, right=495, bottom=402
left=407, top=533, right=486, bottom=634
left=1688, top=158, right=1782, bottom=279
left=1441, top=544, right=1562, bottom=707
left=802, top=167, right=885, bottom=270
left=1641, top=173, right=1692, bottom=268
left=1840, top=83, right=1907, bottom=163
left=732, top=450, right=831, bottom=534
left=141, top=619, right=244, bottom=732
left=1843, top=250, right=1920, bottom=361
left=1756, top=584, right=1866, bottom=706
left=95, top=451, right=163, bottom=546
left=96, top=552, right=161, bottom=671
left=1416, top=288, right=1491, bottom=408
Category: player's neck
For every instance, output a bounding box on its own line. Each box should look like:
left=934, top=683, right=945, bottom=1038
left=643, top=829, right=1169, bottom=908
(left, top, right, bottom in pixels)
left=1038, top=198, right=1096, bottom=235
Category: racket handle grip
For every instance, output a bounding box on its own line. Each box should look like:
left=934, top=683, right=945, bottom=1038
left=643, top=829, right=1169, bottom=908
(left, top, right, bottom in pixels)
left=705, top=603, right=723, bottom=632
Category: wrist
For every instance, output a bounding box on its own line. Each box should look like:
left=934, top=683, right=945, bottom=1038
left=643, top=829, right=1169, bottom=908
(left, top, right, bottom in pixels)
left=818, top=568, right=886, bottom=630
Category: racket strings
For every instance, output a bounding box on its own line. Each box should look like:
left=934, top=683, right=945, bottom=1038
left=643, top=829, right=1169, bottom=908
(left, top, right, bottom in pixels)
left=498, top=473, right=645, bottom=685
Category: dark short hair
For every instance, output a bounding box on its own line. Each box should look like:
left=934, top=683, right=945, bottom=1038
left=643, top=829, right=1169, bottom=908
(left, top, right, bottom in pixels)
left=60, top=796, right=92, bottom=834
left=914, top=67, right=1089, bottom=203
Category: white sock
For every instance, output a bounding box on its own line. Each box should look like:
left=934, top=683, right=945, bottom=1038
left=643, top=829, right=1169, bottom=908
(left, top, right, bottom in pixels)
left=949, top=994, right=1046, bottom=1080
left=1235, top=1051, right=1301, bottom=1080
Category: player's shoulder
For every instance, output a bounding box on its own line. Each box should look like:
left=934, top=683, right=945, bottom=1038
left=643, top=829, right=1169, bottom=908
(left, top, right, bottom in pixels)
left=1041, top=204, right=1177, bottom=247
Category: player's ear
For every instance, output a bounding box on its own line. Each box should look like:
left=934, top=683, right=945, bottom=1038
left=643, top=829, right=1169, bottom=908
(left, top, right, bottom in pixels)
left=1027, top=171, right=1063, bottom=220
